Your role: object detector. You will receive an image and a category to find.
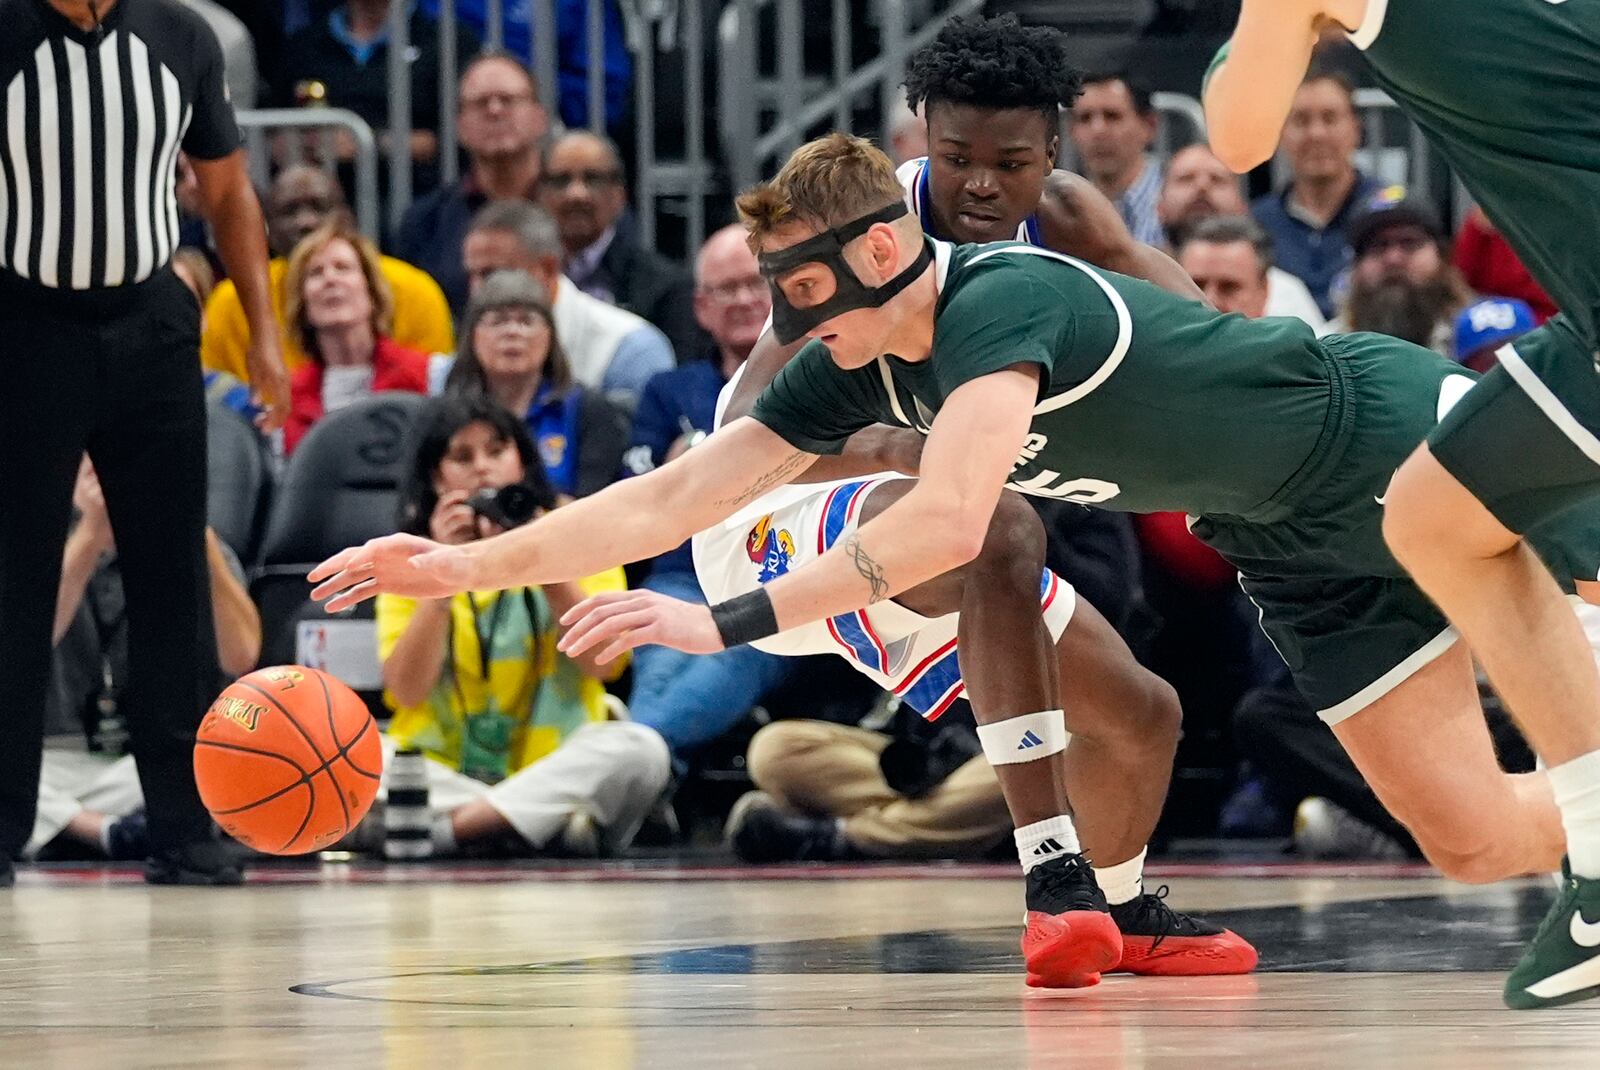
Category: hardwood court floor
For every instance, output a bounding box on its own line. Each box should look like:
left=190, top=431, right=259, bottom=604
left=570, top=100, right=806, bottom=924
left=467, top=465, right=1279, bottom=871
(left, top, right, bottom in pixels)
left=2, top=861, right=1598, bottom=1069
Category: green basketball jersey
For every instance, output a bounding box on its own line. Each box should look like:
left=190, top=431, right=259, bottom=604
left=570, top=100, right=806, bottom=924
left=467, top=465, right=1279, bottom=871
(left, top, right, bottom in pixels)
left=1349, top=0, right=1600, bottom=339
left=750, top=242, right=1340, bottom=520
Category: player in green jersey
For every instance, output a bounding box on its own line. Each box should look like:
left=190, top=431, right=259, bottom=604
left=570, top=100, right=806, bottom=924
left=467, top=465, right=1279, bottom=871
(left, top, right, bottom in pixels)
left=1206, top=0, right=1600, bottom=1010
left=310, top=132, right=1600, bottom=1006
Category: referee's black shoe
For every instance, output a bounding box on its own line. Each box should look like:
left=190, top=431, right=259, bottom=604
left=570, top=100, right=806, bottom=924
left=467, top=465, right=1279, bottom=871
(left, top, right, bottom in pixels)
left=146, top=839, right=244, bottom=886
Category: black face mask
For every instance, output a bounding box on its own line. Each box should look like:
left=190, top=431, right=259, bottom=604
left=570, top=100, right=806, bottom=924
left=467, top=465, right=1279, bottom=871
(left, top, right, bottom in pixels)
left=757, top=202, right=934, bottom=344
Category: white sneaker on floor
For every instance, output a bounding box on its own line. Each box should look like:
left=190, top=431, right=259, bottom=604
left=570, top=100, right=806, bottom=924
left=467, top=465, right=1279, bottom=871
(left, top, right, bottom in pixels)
left=1293, top=797, right=1409, bottom=861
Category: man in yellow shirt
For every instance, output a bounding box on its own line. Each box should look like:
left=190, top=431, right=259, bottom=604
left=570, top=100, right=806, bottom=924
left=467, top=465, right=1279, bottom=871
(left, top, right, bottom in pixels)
left=202, top=165, right=455, bottom=381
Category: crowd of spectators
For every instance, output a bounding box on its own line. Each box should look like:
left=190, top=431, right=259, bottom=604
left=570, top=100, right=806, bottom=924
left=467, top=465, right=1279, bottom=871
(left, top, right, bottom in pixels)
left=25, top=5, right=1559, bottom=871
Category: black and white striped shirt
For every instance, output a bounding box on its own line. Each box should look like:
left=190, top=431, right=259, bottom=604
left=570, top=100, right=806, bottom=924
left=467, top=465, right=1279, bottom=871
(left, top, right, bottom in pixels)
left=0, top=0, right=239, bottom=291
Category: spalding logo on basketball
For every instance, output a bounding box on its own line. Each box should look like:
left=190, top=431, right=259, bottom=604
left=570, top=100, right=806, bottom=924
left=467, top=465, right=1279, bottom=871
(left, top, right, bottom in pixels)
left=195, top=666, right=383, bottom=855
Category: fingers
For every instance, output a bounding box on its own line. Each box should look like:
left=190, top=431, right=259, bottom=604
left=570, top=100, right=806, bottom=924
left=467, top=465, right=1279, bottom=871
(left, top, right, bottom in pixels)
left=308, top=544, right=364, bottom=583
left=558, top=589, right=640, bottom=627
left=309, top=561, right=374, bottom=604
left=556, top=592, right=654, bottom=651
left=323, top=578, right=378, bottom=613
left=560, top=609, right=658, bottom=659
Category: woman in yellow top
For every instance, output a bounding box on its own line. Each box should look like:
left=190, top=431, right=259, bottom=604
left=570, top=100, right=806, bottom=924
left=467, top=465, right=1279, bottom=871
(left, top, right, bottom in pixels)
left=375, top=392, right=669, bottom=856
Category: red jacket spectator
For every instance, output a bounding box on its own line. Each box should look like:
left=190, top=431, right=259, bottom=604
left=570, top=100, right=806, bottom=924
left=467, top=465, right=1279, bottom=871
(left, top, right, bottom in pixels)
left=1452, top=206, right=1558, bottom=322
left=285, top=336, right=431, bottom=454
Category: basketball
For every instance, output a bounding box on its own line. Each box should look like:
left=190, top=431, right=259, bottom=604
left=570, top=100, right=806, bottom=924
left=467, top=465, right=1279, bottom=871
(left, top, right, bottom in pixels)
left=194, top=666, right=383, bottom=856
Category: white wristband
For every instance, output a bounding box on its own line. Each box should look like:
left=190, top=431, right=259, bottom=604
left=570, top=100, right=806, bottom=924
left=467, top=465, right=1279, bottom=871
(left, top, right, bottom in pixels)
left=977, top=709, right=1069, bottom=766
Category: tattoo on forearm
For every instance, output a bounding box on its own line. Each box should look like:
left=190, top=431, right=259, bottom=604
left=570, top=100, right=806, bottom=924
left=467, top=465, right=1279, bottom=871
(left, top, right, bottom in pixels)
left=843, top=534, right=889, bottom=603
left=712, top=450, right=812, bottom=509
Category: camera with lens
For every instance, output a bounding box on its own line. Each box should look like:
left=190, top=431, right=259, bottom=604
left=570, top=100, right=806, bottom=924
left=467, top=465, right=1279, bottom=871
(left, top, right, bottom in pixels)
left=468, top=480, right=554, bottom=530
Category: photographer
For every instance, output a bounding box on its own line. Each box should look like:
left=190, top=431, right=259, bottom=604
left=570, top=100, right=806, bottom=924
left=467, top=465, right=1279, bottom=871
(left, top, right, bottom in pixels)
left=370, top=396, right=669, bottom=856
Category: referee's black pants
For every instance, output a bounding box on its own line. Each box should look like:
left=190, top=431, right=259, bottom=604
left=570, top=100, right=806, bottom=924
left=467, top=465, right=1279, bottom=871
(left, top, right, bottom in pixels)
left=0, top=268, right=219, bottom=859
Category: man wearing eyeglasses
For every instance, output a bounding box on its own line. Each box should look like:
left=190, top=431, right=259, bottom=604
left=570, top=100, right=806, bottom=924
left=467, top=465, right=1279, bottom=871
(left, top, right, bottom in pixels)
left=397, top=51, right=550, bottom=315
left=540, top=130, right=707, bottom=361
left=1329, top=187, right=1474, bottom=356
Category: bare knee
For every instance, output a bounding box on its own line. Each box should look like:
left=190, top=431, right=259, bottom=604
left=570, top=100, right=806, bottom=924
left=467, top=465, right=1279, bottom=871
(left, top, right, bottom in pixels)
left=1418, top=839, right=1518, bottom=884
left=969, top=492, right=1047, bottom=590
left=1382, top=447, right=1516, bottom=569
left=745, top=721, right=832, bottom=792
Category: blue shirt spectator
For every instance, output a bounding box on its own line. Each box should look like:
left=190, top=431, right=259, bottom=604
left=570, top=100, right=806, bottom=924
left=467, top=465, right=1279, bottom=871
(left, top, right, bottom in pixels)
left=420, top=0, right=631, bottom=130
left=623, top=359, right=727, bottom=573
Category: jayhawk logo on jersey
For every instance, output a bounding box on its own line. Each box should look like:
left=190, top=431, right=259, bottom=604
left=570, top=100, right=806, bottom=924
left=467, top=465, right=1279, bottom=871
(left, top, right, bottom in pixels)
left=746, top=515, right=796, bottom=582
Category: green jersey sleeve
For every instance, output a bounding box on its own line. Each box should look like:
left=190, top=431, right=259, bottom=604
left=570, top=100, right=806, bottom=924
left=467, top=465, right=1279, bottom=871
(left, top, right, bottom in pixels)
left=748, top=340, right=887, bottom=455
left=929, top=251, right=1121, bottom=401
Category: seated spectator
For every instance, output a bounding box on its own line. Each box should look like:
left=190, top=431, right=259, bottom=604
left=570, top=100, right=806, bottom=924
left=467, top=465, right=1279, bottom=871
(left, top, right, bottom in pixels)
left=1157, top=144, right=1327, bottom=331
left=419, top=0, right=631, bottom=131
left=397, top=52, right=551, bottom=316
left=1453, top=297, right=1538, bottom=374
left=457, top=201, right=674, bottom=410
left=203, top=165, right=454, bottom=384
left=369, top=396, right=669, bottom=857
left=270, top=0, right=477, bottom=192
left=540, top=131, right=706, bottom=360
left=282, top=221, right=432, bottom=453
left=1331, top=187, right=1474, bottom=353
left=621, top=225, right=795, bottom=762
left=1068, top=72, right=1165, bottom=247
left=27, top=457, right=262, bottom=862
left=1452, top=205, right=1559, bottom=323
left=1175, top=216, right=1276, bottom=321
left=731, top=704, right=1008, bottom=863
left=1250, top=69, right=1382, bottom=319
left=442, top=270, right=630, bottom=499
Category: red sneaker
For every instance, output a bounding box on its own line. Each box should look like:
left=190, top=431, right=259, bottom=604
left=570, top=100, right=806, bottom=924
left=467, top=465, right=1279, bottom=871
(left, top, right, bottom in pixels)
left=1108, top=886, right=1259, bottom=976
left=1021, top=853, right=1123, bottom=988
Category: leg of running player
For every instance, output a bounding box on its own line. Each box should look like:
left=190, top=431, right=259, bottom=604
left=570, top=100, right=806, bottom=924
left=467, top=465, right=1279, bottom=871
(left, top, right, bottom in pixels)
left=859, top=483, right=1256, bottom=977
left=1384, top=446, right=1600, bottom=770
left=1331, top=640, right=1565, bottom=882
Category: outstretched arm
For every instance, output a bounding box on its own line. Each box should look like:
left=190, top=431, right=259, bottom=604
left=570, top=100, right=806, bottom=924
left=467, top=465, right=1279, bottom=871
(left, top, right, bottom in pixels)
left=308, top=418, right=814, bottom=611
left=557, top=367, right=1040, bottom=662
left=1204, top=0, right=1327, bottom=173
left=1035, top=171, right=1205, bottom=303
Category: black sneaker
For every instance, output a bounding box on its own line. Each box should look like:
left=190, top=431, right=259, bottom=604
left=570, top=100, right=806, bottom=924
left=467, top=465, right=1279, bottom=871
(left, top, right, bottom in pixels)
left=725, top=791, right=853, bottom=863
left=146, top=839, right=244, bottom=886
left=1108, top=885, right=1259, bottom=975
left=1021, top=853, right=1121, bottom=988
left=105, top=811, right=149, bottom=862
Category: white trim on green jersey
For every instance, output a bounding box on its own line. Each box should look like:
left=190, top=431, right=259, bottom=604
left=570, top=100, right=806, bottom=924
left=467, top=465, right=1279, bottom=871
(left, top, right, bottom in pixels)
left=961, top=244, right=1134, bottom=415
left=1348, top=0, right=1390, bottom=50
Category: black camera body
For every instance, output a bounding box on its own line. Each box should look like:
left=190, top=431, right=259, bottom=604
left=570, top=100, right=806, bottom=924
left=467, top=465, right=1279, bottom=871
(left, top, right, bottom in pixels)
left=467, top=482, right=552, bottom=529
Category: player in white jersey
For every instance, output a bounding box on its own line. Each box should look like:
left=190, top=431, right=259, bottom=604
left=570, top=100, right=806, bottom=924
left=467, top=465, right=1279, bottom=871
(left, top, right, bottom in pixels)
left=691, top=15, right=1255, bottom=981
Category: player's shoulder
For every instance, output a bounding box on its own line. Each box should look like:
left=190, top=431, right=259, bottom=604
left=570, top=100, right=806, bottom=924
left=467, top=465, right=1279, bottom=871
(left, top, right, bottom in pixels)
left=894, top=156, right=928, bottom=189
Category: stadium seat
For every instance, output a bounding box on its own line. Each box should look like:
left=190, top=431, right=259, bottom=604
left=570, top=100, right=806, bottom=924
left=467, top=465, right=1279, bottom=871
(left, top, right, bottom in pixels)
left=251, top=392, right=428, bottom=711
left=205, top=401, right=273, bottom=567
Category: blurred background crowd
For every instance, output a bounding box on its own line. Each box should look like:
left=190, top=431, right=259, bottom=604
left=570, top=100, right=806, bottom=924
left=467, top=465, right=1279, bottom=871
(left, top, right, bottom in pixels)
left=26, top=0, right=1551, bottom=872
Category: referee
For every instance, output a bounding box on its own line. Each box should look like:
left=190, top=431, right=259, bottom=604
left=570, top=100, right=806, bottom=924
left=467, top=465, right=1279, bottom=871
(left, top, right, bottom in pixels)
left=0, top=0, right=288, bottom=886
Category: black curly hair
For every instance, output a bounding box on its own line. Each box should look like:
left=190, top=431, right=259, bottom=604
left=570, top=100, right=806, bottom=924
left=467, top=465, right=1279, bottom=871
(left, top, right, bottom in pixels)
left=902, top=14, right=1082, bottom=130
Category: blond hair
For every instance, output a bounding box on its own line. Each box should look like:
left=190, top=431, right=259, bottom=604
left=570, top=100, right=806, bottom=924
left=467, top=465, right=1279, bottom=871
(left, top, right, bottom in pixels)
left=282, top=220, right=395, bottom=360
left=736, top=133, right=904, bottom=251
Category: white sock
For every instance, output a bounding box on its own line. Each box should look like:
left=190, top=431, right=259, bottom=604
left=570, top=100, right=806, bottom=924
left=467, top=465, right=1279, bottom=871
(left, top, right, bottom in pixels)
left=98, top=815, right=115, bottom=856
left=1014, top=814, right=1080, bottom=873
left=1093, top=848, right=1147, bottom=906
left=1548, top=748, right=1600, bottom=879
left=430, top=813, right=457, bottom=856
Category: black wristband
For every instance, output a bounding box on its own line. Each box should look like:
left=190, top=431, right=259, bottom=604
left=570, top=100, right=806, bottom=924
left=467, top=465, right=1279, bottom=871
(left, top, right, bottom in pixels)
left=709, top=588, right=780, bottom=648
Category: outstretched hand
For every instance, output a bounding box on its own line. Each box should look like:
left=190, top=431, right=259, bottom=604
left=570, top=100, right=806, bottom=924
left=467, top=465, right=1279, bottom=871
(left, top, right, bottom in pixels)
left=557, top=589, right=725, bottom=664
left=307, top=533, right=476, bottom=612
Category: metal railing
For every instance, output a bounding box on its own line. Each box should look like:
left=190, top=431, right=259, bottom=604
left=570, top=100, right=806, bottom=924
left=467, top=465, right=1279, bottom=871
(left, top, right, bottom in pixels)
left=235, top=109, right=380, bottom=241
left=716, top=0, right=986, bottom=197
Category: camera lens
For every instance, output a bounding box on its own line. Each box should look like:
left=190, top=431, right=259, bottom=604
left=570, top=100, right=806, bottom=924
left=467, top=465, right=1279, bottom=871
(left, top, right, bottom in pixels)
left=493, top=483, right=539, bottom=526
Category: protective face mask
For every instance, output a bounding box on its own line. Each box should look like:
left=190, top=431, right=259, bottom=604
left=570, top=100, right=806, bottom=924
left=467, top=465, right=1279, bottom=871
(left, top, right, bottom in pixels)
left=757, top=202, right=934, bottom=344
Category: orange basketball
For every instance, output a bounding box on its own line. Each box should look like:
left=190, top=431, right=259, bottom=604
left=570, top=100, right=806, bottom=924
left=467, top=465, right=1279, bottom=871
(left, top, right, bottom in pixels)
left=194, top=665, right=383, bottom=855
